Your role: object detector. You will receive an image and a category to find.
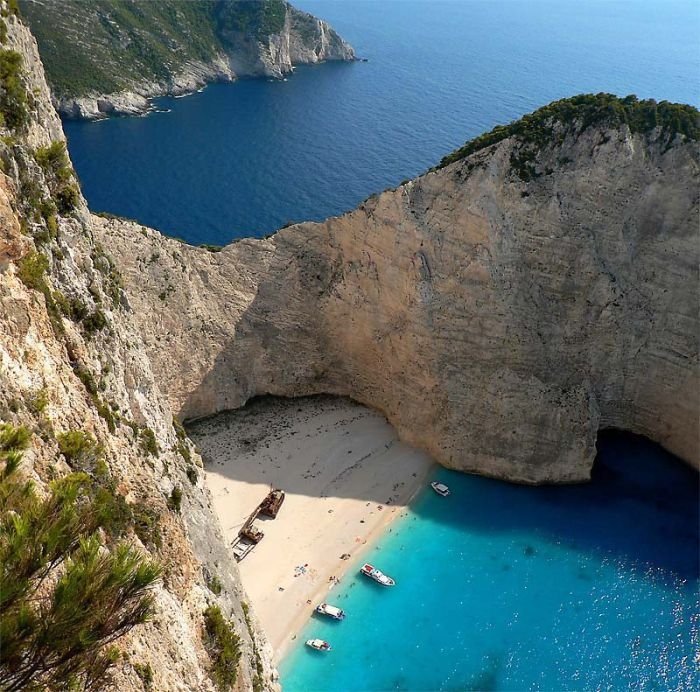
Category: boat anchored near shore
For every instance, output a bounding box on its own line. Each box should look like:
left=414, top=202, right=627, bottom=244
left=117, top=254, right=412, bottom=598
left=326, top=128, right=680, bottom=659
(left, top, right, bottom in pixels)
left=360, top=563, right=396, bottom=586
left=306, top=638, right=332, bottom=651
left=316, top=603, right=345, bottom=620
left=431, top=481, right=451, bottom=497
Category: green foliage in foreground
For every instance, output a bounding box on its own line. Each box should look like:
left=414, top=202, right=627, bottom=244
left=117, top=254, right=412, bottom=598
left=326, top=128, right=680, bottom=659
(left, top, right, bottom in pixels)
left=0, top=423, right=31, bottom=453
left=134, top=661, right=154, bottom=689
left=57, top=429, right=102, bottom=467
left=167, top=485, right=182, bottom=513
left=34, top=141, right=71, bottom=178
left=139, top=426, right=159, bottom=456
left=203, top=605, right=242, bottom=691
left=437, top=93, right=700, bottom=170
left=0, top=426, right=161, bottom=691
left=82, top=308, right=108, bottom=334
left=17, top=249, right=49, bottom=292
left=16, top=249, right=68, bottom=339
left=206, top=573, right=223, bottom=595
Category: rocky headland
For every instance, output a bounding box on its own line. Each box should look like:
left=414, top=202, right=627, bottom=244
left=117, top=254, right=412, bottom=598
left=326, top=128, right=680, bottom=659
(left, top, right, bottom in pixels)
left=18, top=0, right=355, bottom=120
left=1, top=6, right=277, bottom=689
left=97, top=100, right=699, bottom=484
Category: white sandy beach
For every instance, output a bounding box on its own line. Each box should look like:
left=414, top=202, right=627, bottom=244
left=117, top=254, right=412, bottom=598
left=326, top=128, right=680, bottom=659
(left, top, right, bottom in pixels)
left=190, top=395, right=433, bottom=662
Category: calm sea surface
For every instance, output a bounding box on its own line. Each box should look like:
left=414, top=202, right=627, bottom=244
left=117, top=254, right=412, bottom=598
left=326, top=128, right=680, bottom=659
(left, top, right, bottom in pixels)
left=62, top=3, right=699, bottom=689
left=63, top=0, right=700, bottom=245
left=279, top=433, right=699, bottom=691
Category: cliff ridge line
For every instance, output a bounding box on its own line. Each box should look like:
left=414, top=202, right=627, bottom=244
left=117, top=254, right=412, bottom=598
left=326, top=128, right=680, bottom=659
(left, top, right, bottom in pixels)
left=97, top=101, right=700, bottom=484
left=1, top=5, right=278, bottom=688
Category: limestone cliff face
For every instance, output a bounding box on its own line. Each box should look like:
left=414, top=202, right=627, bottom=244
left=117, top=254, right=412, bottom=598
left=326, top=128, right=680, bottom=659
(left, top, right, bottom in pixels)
left=222, top=4, right=355, bottom=80
left=1, top=8, right=276, bottom=690
left=3, top=3, right=698, bottom=687
left=98, top=123, right=699, bottom=485
left=288, top=6, right=356, bottom=65
left=265, top=5, right=356, bottom=77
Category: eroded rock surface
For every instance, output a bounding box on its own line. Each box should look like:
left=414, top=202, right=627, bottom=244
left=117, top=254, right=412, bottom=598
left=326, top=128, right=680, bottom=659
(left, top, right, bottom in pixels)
left=99, top=124, right=699, bottom=484
left=3, top=4, right=698, bottom=688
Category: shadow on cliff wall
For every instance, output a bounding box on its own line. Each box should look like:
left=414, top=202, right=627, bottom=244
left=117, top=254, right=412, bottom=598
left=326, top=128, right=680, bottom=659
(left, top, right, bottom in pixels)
left=178, top=226, right=348, bottom=423
left=409, top=429, right=699, bottom=582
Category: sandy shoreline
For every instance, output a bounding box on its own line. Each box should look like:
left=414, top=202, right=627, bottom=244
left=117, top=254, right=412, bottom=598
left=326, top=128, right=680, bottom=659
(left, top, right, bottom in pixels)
left=189, top=395, right=434, bottom=663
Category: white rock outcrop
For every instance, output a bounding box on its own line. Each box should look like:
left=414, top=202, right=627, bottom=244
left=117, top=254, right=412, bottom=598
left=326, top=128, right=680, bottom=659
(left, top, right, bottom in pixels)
left=55, top=56, right=239, bottom=120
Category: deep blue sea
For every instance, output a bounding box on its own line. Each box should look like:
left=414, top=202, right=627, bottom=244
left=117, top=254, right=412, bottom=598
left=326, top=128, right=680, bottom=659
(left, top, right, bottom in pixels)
left=63, top=0, right=700, bottom=246
left=279, top=432, right=699, bottom=691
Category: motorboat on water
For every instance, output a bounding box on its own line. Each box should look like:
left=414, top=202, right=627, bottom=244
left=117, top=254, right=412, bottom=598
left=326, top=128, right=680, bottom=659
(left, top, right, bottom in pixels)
left=360, top=563, right=395, bottom=586
left=431, top=481, right=451, bottom=497
left=316, top=603, right=345, bottom=620
left=306, top=638, right=332, bottom=651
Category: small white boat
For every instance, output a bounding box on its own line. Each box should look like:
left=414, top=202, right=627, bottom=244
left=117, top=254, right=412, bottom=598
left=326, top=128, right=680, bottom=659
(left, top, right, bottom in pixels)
left=306, top=638, right=332, bottom=651
left=431, top=481, right=451, bottom=497
left=316, top=603, right=345, bottom=620
left=360, top=563, right=395, bottom=586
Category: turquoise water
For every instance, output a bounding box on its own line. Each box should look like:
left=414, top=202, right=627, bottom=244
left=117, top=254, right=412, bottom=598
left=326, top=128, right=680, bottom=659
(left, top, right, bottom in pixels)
left=62, top=0, right=700, bottom=245
left=279, top=432, right=699, bottom=691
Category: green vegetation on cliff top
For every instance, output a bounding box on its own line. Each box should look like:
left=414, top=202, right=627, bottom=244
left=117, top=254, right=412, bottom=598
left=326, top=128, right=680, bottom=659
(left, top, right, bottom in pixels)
left=214, top=0, right=287, bottom=41
left=19, top=0, right=222, bottom=97
left=438, top=93, right=700, bottom=170
left=17, top=0, right=304, bottom=99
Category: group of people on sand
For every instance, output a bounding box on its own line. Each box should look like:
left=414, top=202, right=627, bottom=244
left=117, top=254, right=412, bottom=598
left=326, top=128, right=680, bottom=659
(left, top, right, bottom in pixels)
left=293, top=563, right=309, bottom=577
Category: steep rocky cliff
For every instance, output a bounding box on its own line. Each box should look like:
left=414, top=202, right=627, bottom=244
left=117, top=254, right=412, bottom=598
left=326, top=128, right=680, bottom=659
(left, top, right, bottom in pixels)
left=97, top=102, right=699, bottom=484
left=18, top=0, right=354, bottom=119
left=219, top=2, right=355, bottom=80
left=1, top=6, right=276, bottom=689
